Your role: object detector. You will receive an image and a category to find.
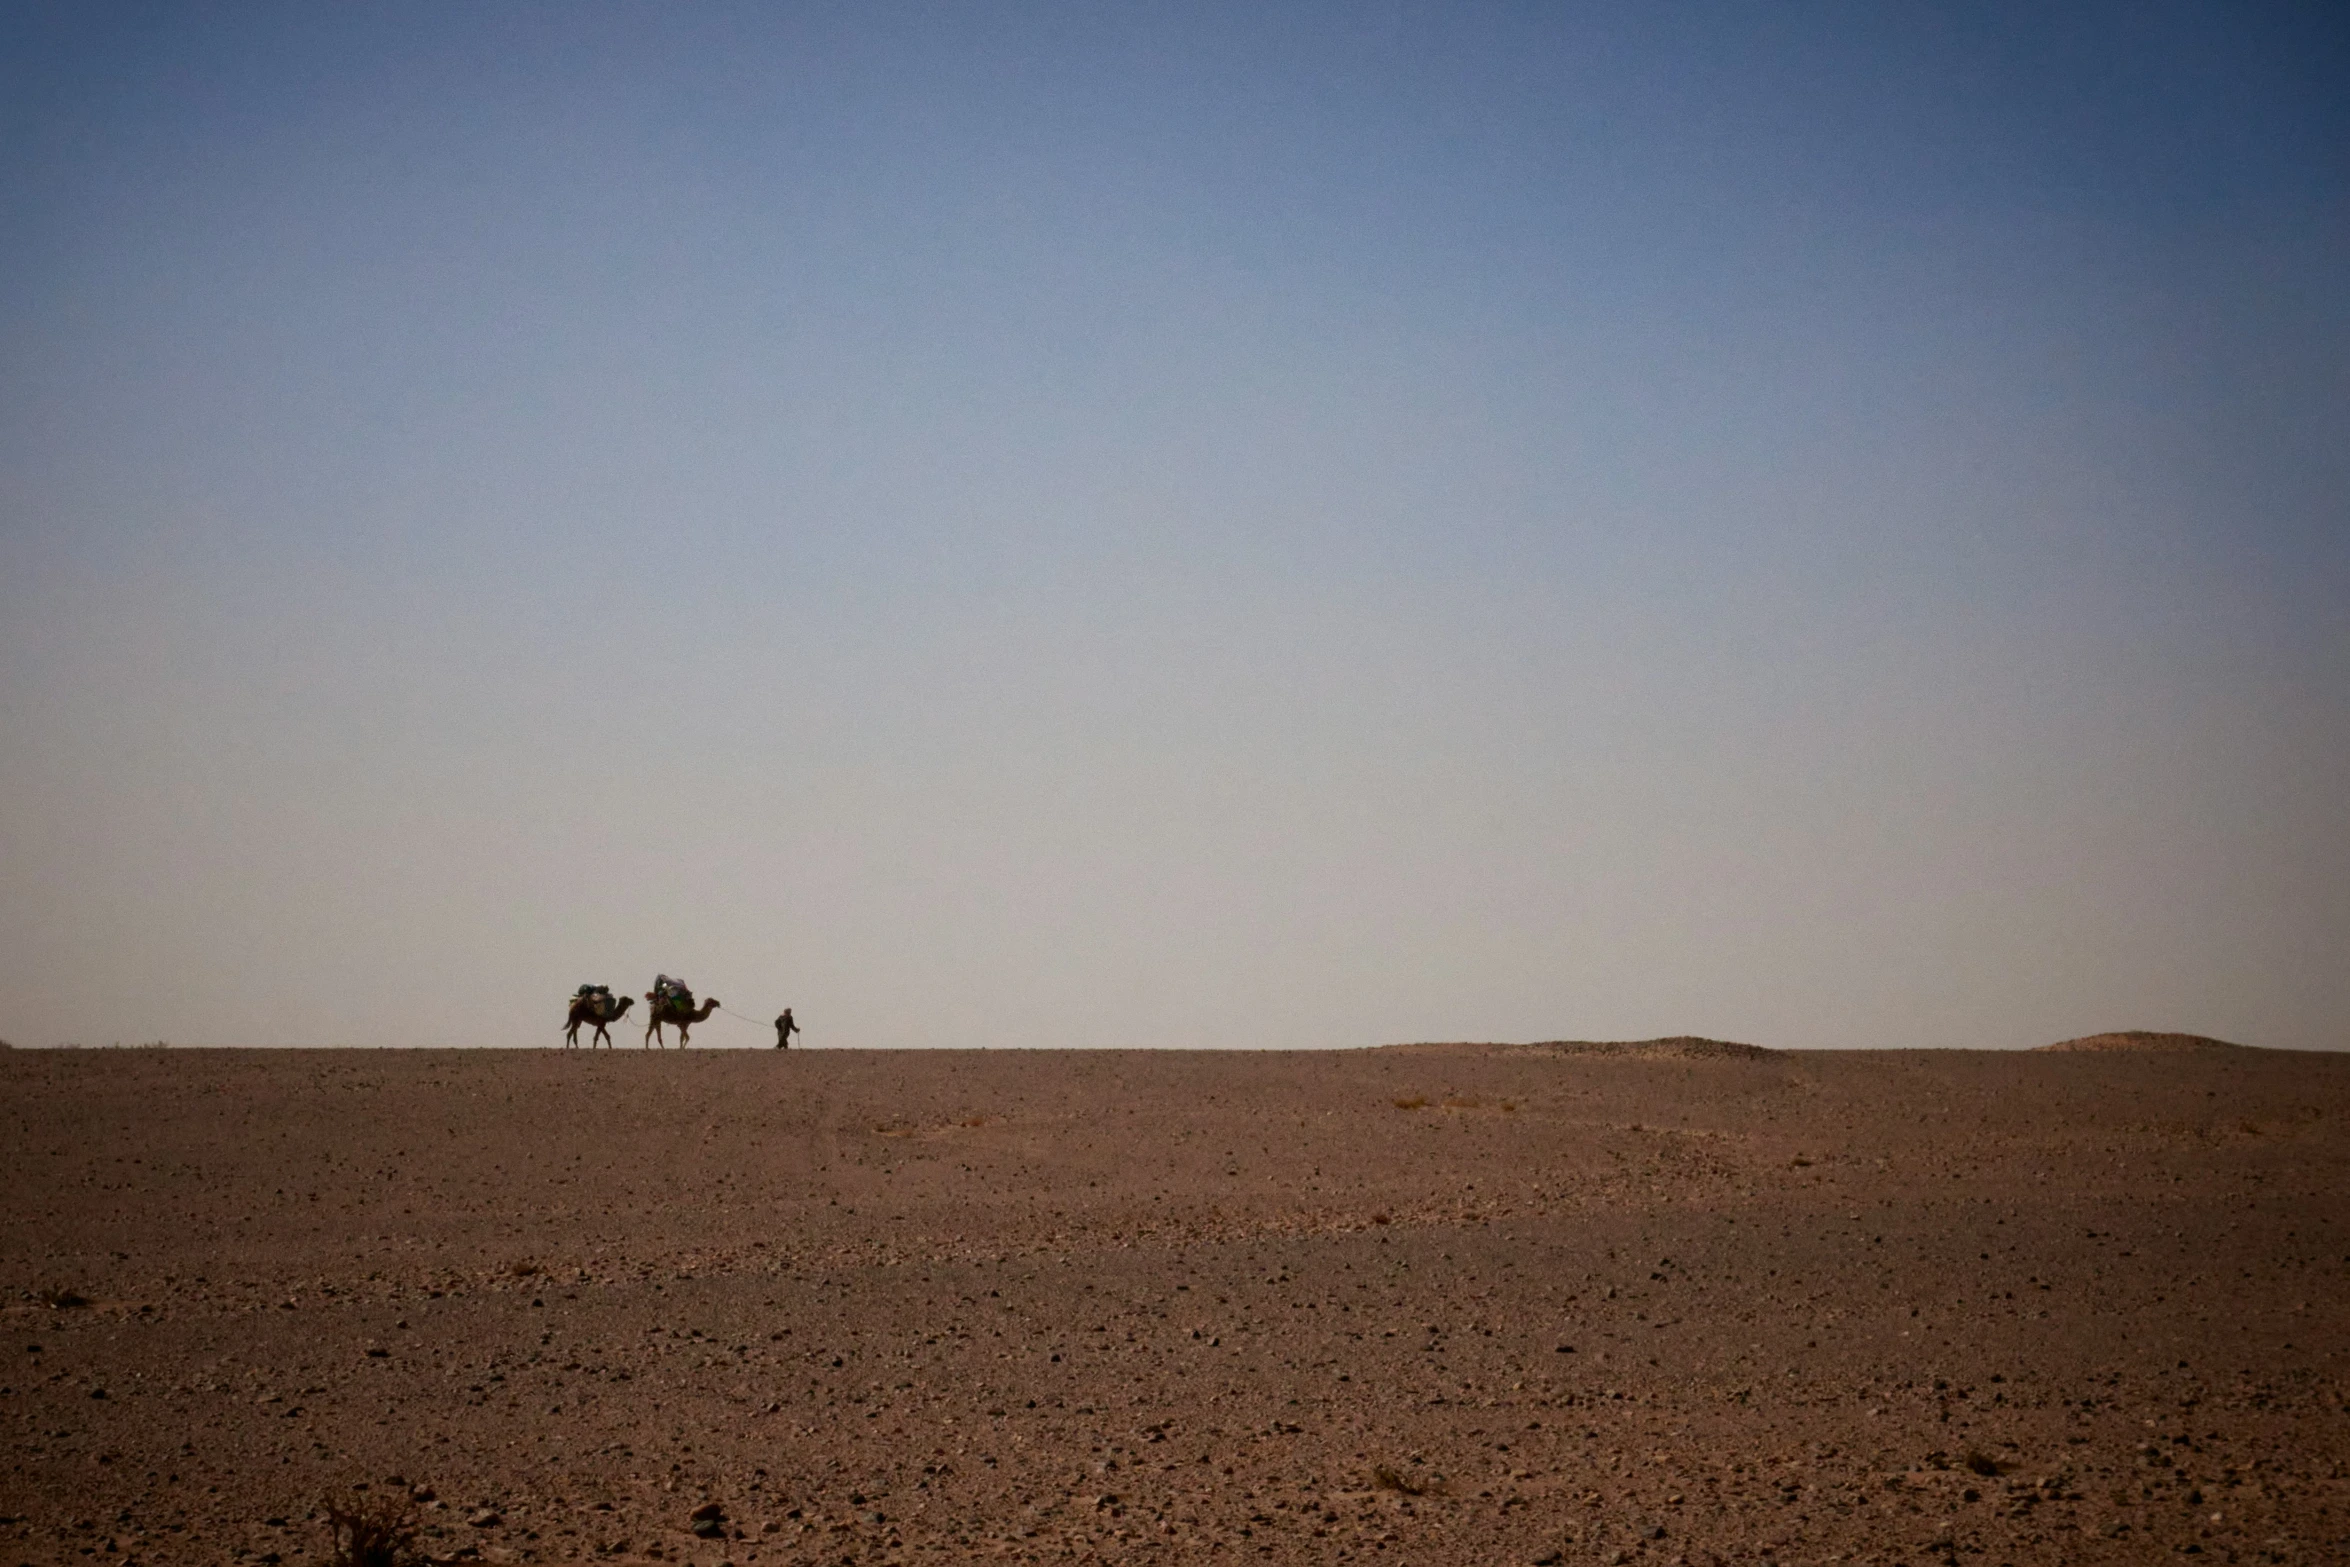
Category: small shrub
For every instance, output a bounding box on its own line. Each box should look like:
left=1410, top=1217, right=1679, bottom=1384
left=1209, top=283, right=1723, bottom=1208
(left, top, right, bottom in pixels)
left=1392, top=1096, right=1428, bottom=1110
left=1963, top=1450, right=2002, bottom=1477
left=1370, top=1464, right=1424, bottom=1495
left=323, top=1493, right=423, bottom=1567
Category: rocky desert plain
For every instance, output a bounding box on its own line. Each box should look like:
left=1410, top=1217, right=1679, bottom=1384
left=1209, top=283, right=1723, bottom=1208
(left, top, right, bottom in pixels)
left=3, top=1032, right=2346, bottom=1567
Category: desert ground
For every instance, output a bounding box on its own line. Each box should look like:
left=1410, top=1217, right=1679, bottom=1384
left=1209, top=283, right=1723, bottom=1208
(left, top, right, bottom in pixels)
left=3, top=1035, right=2346, bottom=1567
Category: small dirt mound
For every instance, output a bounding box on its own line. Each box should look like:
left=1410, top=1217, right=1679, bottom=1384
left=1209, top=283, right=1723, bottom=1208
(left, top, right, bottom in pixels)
left=1531, top=1036, right=1777, bottom=1061
left=1384, top=1037, right=1775, bottom=1061
left=2035, top=1030, right=2245, bottom=1053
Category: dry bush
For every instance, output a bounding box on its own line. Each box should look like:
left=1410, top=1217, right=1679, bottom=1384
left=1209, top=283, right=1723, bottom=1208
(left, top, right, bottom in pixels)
left=1963, top=1450, right=2003, bottom=1477
left=1392, top=1096, right=1428, bottom=1110
left=322, top=1493, right=422, bottom=1567
left=38, top=1287, right=89, bottom=1310
left=1370, top=1464, right=1426, bottom=1495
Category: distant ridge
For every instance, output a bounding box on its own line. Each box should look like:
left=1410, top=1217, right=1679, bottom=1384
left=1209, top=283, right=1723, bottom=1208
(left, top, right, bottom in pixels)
left=1387, top=1036, right=1776, bottom=1061
left=2036, top=1030, right=2246, bottom=1053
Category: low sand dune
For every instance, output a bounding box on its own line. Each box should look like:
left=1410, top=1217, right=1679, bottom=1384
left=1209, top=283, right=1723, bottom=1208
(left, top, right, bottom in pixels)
left=1387, top=1037, right=1778, bottom=1061
left=2036, top=1030, right=2246, bottom=1053
left=2, top=1043, right=2346, bottom=1565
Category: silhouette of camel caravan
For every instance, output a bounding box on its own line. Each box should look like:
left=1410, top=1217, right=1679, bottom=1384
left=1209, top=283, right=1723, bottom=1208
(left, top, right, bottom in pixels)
left=562, top=984, right=634, bottom=1049
left=643, top=974, right=720, bottom=1048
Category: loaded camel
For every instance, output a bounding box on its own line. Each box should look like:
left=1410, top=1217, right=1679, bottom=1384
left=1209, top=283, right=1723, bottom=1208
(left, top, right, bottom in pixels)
left=643, top=989, right=721, bottom=1048
left=563, top=992, right=634, bottom=1049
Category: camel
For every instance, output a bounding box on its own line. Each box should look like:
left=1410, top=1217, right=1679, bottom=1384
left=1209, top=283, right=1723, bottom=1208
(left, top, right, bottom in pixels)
left=643, top=991, right=721, bottom=1048
left=563, top=992, right=634, bottom=1049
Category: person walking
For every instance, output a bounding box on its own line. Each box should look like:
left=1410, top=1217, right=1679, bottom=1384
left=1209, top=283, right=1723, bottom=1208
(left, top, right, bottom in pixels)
left=774, top=1008, right=799, bottom=1050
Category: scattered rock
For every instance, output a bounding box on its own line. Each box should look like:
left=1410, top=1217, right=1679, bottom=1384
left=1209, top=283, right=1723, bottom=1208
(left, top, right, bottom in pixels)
left=468, top=1508, right=501, bottom=1528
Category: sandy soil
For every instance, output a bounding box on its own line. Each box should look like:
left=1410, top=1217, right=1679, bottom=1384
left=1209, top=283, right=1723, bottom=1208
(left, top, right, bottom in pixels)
left=3, top=1040, right=2347, bottom=1566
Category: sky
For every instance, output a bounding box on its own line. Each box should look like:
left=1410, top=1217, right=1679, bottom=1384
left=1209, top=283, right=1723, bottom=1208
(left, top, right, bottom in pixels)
left=2, top=2, right=2344, bottom=1051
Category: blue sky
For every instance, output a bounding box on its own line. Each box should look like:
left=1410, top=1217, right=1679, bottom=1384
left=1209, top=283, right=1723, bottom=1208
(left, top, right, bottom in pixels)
left=3, top=2, right=2344, bottom=1049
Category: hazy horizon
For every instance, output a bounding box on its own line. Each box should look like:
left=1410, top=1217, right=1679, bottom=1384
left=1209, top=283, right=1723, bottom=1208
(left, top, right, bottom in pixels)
left=0, top=1033, right=2296, bottom=1054
left=4, top=3, right=2345, bottom=1052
